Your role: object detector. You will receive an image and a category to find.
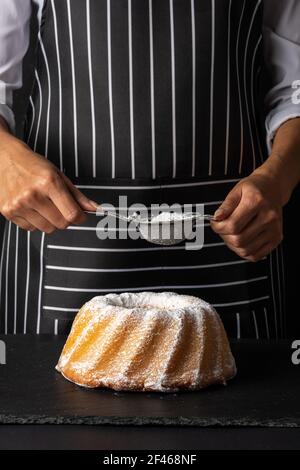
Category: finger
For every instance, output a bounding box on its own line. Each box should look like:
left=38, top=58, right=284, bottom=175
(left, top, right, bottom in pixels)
left=213, top=184, right=242, bottom=221
left=222, top=221, right=263, bottom=249
left=225, top=226, right=282, bottom=261
left=215, top=204, right=282, bottom=239
left=61, top=173, right=99, bottom=211
left=32, top=196, right=70, bottom=230
left=216, top=193, right=261, bottom=235
left=18, top=209, right=56, bottom=234
left=234, top=212, right=270, bottom=244
left=11, top=216, right=36, bottom=232
left=224, top=229, right=270, bottom=259
left=245, top=242, right=276, bottom=262
left=218, top=211, right=275, bottom=244
left=46, top=175, right=87, bottom=225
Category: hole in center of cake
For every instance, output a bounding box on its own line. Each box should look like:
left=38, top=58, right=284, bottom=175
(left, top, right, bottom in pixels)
left=103, top=292, right=197, bottom=312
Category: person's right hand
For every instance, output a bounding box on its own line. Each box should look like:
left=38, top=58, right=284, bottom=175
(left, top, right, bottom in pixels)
left=0, top=122, right=98, bottom=233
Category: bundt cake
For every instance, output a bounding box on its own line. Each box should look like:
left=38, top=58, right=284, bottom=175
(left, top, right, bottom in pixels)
left=56, top=292, right=236, bottom=392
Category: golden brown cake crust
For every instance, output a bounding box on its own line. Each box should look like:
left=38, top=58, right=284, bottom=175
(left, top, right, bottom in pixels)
left=56, top=292, right=236, bottom=392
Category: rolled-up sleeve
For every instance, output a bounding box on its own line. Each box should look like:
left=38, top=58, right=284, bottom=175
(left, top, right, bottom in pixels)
left=0, top=0, right=32, bottom=133
left=264, top=0, right=300, bottom=152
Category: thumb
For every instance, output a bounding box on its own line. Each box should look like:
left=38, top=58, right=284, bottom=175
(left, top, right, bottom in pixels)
left=61, top=173, right=99, bottom=211
left=214, top=185, right=242, bottom=221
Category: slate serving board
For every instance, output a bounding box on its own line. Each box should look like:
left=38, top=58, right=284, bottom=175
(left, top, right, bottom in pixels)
left=0, top=335, right=299, bottom=427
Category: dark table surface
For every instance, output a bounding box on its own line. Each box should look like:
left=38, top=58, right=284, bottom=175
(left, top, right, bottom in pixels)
left=0, top=335, right=300, bottom=449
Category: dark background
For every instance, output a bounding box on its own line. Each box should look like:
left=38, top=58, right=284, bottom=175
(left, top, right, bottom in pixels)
left=1, top=15, right=299, bottom=337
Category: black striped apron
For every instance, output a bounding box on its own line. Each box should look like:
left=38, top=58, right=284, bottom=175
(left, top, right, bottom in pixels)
left=0, top=0, right=286, bottom=338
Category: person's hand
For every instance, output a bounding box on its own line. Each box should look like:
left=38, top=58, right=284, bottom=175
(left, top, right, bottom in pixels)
left=211, top=169, right=285, bottom=262
left=0, top=125, right=97, bottom=233
left=212, top=117, right=300, bottom=262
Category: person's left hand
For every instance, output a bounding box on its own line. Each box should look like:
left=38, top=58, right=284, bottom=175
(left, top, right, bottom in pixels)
left=211, top=170, right=284, bottom=262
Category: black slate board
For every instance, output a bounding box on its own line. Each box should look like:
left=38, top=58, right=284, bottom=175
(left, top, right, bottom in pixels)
left=0, top=335, right=299, bottom=426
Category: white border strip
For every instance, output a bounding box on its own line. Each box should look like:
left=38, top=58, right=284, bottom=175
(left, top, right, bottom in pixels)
left=46, top=241, right=225, bottom=252
left=45, top=277, right=267, bottom=292
left=76, top=178, right=240, bottom=190
left=45, top=259, right=251, bottom=273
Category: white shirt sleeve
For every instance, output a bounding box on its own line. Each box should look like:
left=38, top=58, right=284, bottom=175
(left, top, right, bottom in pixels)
left=264, top=0, right=300, bottom=152
left=0, top=0, right=33, bottom=133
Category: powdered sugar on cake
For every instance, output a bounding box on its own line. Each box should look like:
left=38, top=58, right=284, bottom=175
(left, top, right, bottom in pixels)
left=56, top=291, right=237, bottom=392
